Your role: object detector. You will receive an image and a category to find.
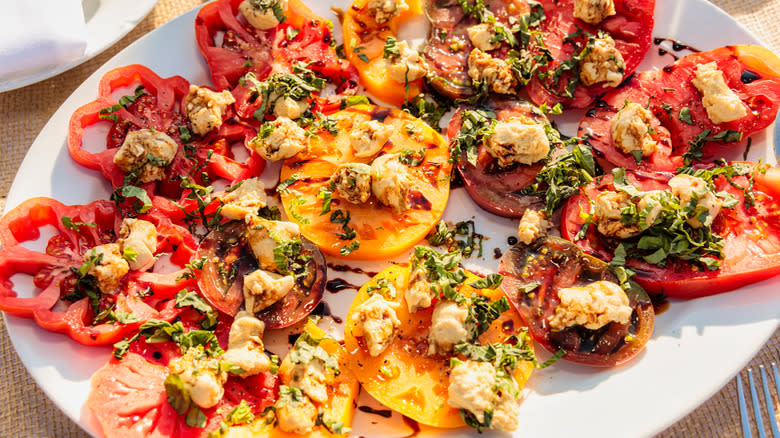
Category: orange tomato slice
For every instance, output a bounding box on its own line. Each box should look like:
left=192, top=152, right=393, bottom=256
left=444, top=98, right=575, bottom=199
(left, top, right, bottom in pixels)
left=343, top=265, right=535, bottom=428
left=279, top=105, right=452, bottom=260
left=342, top=0, right=424, bottom=106
left=225, top=320, right=359, bottom=437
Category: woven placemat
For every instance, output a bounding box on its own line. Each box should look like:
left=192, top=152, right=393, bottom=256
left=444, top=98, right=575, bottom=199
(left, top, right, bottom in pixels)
left=0, top=0, right=777, bottom=436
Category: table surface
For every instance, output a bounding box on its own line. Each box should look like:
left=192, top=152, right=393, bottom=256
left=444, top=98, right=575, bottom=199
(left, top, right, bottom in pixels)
left=0, top=0, right=778, bottom=436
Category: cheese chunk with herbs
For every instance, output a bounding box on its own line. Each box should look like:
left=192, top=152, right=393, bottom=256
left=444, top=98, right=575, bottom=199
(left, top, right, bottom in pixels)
left=352, top=294, right=401, bottom=357
left=87, top=244, right=130, bottom=294
left=243, top=268, right=296, bottom=313
left=222, top=311, right=271, bottom=377
left=220, top=178, right=267, bottom=221
left=370, top=153, right=411, bottom=214
left=692, top=62, right=747, bottom=124
left=467, top=49, right=516, bottom=94
left=467, top=23, right=500, bottom=52
left=485, top=119, right=550, bottom=167
left=276, top=388, right=318, bottom=434
left=248, top=117, right=308, bottom=161
left=669, top=174, right=723, bottom=228
left=593, top=191, right=641, bottom=238
left=386, top=41, right=428, bottom=84
left=238, top=0, right=287, bottom=30
left=168, top=349, right=228, bottom=409
left=272, top=94, right=309, bottom=120
left=405, top=266, right=436, bottom=313
left=611, top=102, right=657, bottom=158
left=185, top=85, right=235, bottom=136
left=636, top=190, right=666, bottom=229
left=118, top=218, right=157, bottom=271
left=579, top=35, right=625, bottom=87
left=350, top=120, right=392, bottom=157
left=113, top=129, right=177, bottom=183
left=331, top=162, right=372, bottom=204
left=428, top=300, right=470, bottom=355
left=368, top=0, right=408, bottom=24
left=245, top=216, right=301, bottom=272
left=289, top=359, right=330, bottom=404
left=517, top=209, right=548, bottom=245
left=574, top=0, right=616, bottom=25
left=447, top=360, right=496, bottom=424
left=548, top=280, right=632, bottom=330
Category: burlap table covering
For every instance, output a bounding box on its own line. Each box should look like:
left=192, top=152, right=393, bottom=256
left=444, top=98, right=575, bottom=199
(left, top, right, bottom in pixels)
left=0, top=0, right=777, bottom=436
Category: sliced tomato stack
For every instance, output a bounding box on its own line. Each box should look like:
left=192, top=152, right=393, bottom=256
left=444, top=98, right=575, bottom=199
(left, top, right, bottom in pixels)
left=0, top=198, right=194, bottom=345
left=580, top=45, right=780, bottom=172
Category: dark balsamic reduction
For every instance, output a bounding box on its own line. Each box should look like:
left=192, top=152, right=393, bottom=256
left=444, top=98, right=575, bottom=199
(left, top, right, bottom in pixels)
left=358, top=406, right=393, bottom=418
left=409, top=191, right=432, bottom=211
left=493, top=248, right=503, bottom=259
left=507, top=236, right=518, bottom=246
left=741, top=70, right=762, bottom=84
left=326, top=278, right=360, bottom=293
left=402, top=416, right=421, bottom=437
left=312, top=301, right=343, bottom=323
left=650, top=293, right=670, bottom=315
left=327, top=263, right=379, bottom=277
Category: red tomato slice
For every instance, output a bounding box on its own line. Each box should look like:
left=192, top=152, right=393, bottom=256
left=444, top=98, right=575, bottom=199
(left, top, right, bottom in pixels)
left=194, top=221, right=326, bottom=328
left=87, top=353, right=279, bottom=438
left=561, top=163, right=780, bottom=299
left=527, top=0, right=655, bottom=109
left=499, top=236, right=654, bottom=366
left=0, top=198, right=191, bottom=345
left=448, top=98, right=554, bottom=218
left=579, top=46, right=780, bottom=172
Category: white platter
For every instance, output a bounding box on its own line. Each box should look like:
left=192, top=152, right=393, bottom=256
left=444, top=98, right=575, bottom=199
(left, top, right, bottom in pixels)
left=3, top=0, right=780, bottom=437
left=0, top=0, right=159, bottom=93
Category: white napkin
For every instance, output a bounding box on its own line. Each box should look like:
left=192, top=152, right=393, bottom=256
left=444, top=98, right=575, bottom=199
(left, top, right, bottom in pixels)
left=0, top=0, right=88, bottom=78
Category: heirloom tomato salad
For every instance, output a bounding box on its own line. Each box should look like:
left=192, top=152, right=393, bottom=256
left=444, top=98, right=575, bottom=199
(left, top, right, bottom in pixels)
left=2, top=0, right=780, bottom=437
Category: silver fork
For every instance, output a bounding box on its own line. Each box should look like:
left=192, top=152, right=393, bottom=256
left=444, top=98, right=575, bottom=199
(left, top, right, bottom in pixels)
left=737, top=363, right=780, bottom=438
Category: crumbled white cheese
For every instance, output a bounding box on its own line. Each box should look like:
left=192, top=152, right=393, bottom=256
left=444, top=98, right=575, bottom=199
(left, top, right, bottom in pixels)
left=405, top=265, right=436, bottom=313
left=467, top=49, right=516, bottom=94
left=276, top=392, right=318, bottom=434
left=168, top=349, right=228, bottom=409
left=692, top=62, right=747, bottom=124
left=221, top=311, right=271, bottom=377
left=113, top=129, right=177, bottom=183
left=484, top=118, right=550, bottom=167
left=238, top=0, right=288, bottom=30
left=185, top=85, right=236, bottom=136
left=611, top=102, right=658, bottom=158
left=271, top=94, right=309, bottom=120
left=491, top=391, right=521, bottom=433
left=573, top=0, right=616, bottom=25
left=352, top=294, right=401, bottom=357
left=447, top=360, right=496, bottom=424
left=467, top=23, right=500, bottom=52
left=87, top=243, right=130, bottom=294
left=579, top=34, right=625, bottom=87
left=289, top=359, right=330, bottom=404
left=428, top=300, right=470, bottom=356
left=548, top=280, right=633, bottom=330
left=386, top=40, right=428, bottom=84
left=593, top=191, right=641, bottom=238
left=331, top=162, right=372, bottom=204
left=243, top=268, right=296, bottom=313
left=517, top=209, right=548, bottom=245
left=668, top=174, right=723, bottom=228
left=350, top=120, right=391, bottom=158
left=248, top=116, right=308, bottom=161
left=370, top=153, right=411, bottom=214
left=118, top=218, right=157, bottom=271
left=635, top=190, right=665, bottom=229
left=245, top=216, right=301, bottom=272
left=368, top=0, right=408, bottom=24
left=220, top=178, right=267, bottom=221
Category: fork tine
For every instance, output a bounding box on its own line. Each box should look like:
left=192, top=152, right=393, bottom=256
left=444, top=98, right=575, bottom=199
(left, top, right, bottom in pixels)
left=740, top=372, right=754, bottom=438
left=748, top=368, right=768, bottom=438
left=759, top=366, right=779, bottom=438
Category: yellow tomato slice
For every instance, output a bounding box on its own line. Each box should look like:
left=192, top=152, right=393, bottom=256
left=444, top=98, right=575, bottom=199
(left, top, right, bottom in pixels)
left=279, top=105, right=452, bottom=260
left=225, top=321, right=359, bottom=438
left=343, top=265, right=535, bottom=428
left=343, top=0, right=424, bottom=106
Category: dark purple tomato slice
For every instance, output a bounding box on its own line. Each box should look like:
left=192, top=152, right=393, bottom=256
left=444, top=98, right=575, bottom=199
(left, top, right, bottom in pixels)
left=195, top=221, right=325, bottom=328
left=447, top=98, right=551, bottom=218
left=498, top=236, right=654, bottom=366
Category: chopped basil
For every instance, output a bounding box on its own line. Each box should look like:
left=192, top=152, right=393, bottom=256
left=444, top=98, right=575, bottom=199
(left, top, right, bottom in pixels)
left=469, top=274, right=503, bottom=290
left=383, top=36, right=400, bottom=59
left=175, top=290, right=218, bottom=330
left=61, top=216, right=96, bottom=232
left=679, top=107, right=694, bottom=125
left=426, top=220, right=483, bottom=258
